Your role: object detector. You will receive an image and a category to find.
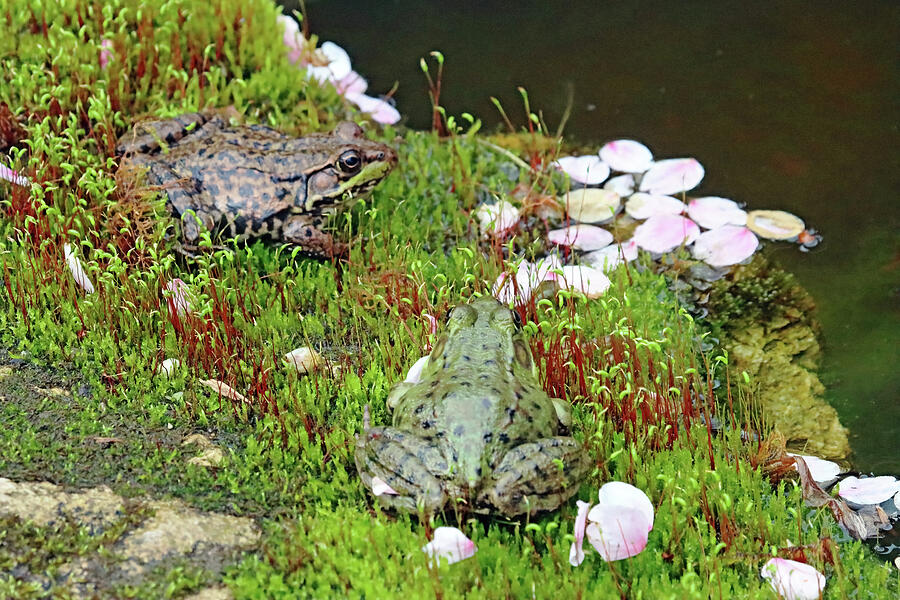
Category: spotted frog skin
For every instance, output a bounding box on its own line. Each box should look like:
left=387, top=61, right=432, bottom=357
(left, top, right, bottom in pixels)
left=356, top=296, right=590, bottom=517
left=116, top=111, right=396, bottom=256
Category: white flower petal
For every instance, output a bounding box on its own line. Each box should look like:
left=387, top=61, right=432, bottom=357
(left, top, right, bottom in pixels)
left=633, top=215, right=700, bottom=253
left=405, top=356, right=429, bottom=384
left=346, top=92, right=401, bottom=125
left=761, top=558, right=826, bottom=600
left=624, top=193, right=686, bottom=220
left=686, top=196, right=747, bottom=229
left=157, top=358, right=181, bottom=378
left=284, top=347, right=324, bottom=374
left=165, top=278, right=192, bottom=318
left=547, top=225, right=613, bottom=251
left=474, top=201, right=520, bottom=236
left=64, top=243, right=95, bottom=294
left=422, top=527, right=477, bottom=566
left=604, top=174, right=635, bottom=196
left=569, top=500, right=591, bottom=567
left=691, top=226, right=758, bottom=267
left=554, top=155, right=610, bottom=185
left=583, top=240, right=638, bottom=272
left=837, top=476, right=900, bottom=508
left=599, top=139, right=653, bottom=173
left=639, top=158, right=704, bottom=195
left=371, top=476, right=399, bottom=496
left=492, top=256, right=561, bottom=306
left=558, top=189, right=620, bottom=224
left=318, top=41, right=352, bottom=80
left=787, top=453, right=842, bottom=485
left=745, top=210, right=805, bottom=240
left=555, top=265, right=611, bottom=298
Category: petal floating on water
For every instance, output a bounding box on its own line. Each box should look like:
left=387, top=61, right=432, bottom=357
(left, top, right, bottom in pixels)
left=422, top=527, right=477, bottom=566
left=633, top=214, right=700, bottom=253
left=604, top=174, right=635, bottom=196
left=599, top=139, right=653, bottom=173
left=691, top=225, right=758, bottom=267
left=569, top=500, right=591, bottom=567
left=584, top=239, right=639, bottom=272
left=787, top=453, right=842, bottom=485
left=558, top=189, right=621, bottom=224
left=547, top=224, right=614, bottom=251
left=837, top=476, right=900, bottom=508
left=639, top=158, right=704, bottom=195
left=687, top=196, right=747, bottom=229
left=554, top=155, right=611, bottom=185
left=761, top=558, right=826, bottom=600
left=625, top=192, right=686, bottom=220
left=746, top=209, right=805, bottom=240
left=64, top=243, right=95, bottom=294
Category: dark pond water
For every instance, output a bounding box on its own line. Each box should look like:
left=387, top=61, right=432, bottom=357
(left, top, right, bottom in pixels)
left=291, top=0, right=899, bottom=474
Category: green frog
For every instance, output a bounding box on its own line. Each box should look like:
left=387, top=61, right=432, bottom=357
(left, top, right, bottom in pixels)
left=116, top=111, right=396, bottom=257
left=356, top=296, right=590, bottom=517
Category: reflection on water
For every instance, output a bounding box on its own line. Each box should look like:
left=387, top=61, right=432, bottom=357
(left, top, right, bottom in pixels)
left=294, top=0, right=899, bottom=473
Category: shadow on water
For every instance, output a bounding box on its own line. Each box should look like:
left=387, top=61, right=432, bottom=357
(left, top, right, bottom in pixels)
left=289, top=0, right=899, bottom=473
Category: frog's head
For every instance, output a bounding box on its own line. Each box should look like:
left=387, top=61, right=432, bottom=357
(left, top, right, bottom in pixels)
left=430, top=296, right=535, bottom=377
left=303, top=121, right=397, bottom=211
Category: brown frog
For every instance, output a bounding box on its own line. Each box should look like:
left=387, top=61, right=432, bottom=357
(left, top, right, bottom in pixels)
left=117, top=111, right=397, bottom=256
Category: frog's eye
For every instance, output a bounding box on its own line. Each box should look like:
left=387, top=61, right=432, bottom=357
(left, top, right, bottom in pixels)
left=338, top=150, right=362, bottom=174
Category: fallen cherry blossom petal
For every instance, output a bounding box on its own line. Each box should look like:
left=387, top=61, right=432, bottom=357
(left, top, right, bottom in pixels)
left=405, top=356, right=429, bottom=383
left=157, top=358, right=181, bottom=378
left=284, top=347, right=324, bottom=374
left=199, top=379, right=249, bottom=404
left=569, top=500, right=591, bottom=567
left=584, top=240, right=639, bottom=272
left=547, top=224, right=613, bottom=251
left=792, top=456, right=870, bottom=540
left=837, top=476, right=900, bottom=508
left=554, top=155, right=610, bottom=185
left=599, top=139, right=653, bottom=173
left=687, top=196, right=747, bottom=229
left=633, top=214, right=700, bottom=253
left=422, top=313, right=438, bottom=335
left=422, top=527, right=477, bottom=566
left=277, top=15, right=304, bottom=64
left=346, top=92, right=401, bottom=125
left=625, top=192, right=685, bottom=220
left=493, top=256, right=561, bottom=305
left=691, top=226, right=758, bottom=267
left=165, top=278, right=192, bottom=318
left=306, top=41, right=352, bottom=83
left=604, top=174, right=635, bottom=196
left=787, top=453, right=841, bottom=485
left=336, top=70, right=368, bottom=95
left=64, top=243, right=94, bottom=294
left=585, top=482, right=654, bottom=562
left=371, top=476, right=399, bottom=496
left=761, top=558, right=826, bottom=600
left=0, top=164, right=29, bottom=186
left=554, top=265, right=611, bottom=298
left=559, top=189, right=620, bottom=224
left=99, top=39, right=113, bottom=69
left=746, top=209, right=805, bottom=240
left=475, top=200, right=520, bottom=236
left=639, top=158, right=704, bottom=195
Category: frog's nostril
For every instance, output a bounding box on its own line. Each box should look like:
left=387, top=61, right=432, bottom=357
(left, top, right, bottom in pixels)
left=375, top=151, right=385, bottom=161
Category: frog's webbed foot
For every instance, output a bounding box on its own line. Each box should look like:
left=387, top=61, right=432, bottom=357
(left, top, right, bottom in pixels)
left=355, top=426, right=450, bottom=515
left=282, top=215, right=348, bottom=259
left=480, top=437, right=591, bottom=517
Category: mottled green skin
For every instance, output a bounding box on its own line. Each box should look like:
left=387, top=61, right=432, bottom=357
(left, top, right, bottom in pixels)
left=356, top=296, right=590, bottom=517
left=117, top=112, right=396, bottom=256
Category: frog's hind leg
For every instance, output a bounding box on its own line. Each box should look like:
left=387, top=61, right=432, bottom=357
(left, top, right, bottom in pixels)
left=355, top=426, right=450, bottom=515
left=116, top=112, right=213, bottom=155
left=480, top=437, right=591, bottom=517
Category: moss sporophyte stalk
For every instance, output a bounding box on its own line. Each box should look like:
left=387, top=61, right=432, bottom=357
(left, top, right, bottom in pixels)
left=0, top=1, right=895, bottom=598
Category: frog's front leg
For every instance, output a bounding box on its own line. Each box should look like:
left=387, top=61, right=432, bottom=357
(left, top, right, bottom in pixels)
left=479, top=437, right=591, bottom=517
left=282, top=214, right=348, bottom=258
left=355, top=426, right=450, bottom=514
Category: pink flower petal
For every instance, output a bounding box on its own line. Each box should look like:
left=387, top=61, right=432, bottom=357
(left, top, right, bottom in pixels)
left=336, top=70, right=368, bottom=96
left=596, top=481, right=655, bottom=526
left=639, top=158, right=704, bottom=195
left=787, top=453, right=841, bottom=485
left=165, top=278, right=192, bottom=318
left=761, top=558, right=826, bottom=600
left=569, top=500, right=591, bottom=566
left=99, top=39, right=113, bottom=70
left=584, top=239, right=638, bottom=272
left=405, top=356, right=429, bottom=384
left=277, top=15, right=304, bottom=64
left=554, top=155, right=610, bottom=185
left=691, top=226, right=758, bottom=267
left=371, top=476, right=399, bottom=496
left=1, top=164, right=29, bottom=187
left=584, top=482, right=654, bottom=562
left=422, top=527, right=477, bottom=566
left=686, top=196, right=747, bottom=229
left=64, top=243, right=95, bottom=294
left=633, top=215, right=700, bottom=253
left=837, top=476, right=900, bottom=508
left=624, top=193, right=686, bottom=220
left=555, top=265, right=611, bottom=298
left=474, top=201, right=520, bottom=236
left=599, top=139, right=653, bottom=173
left=604, top=174, right=635, bottom=196
left=346, top=92, right=401, bottom=125
left=547, top=225, right=613, bottom=251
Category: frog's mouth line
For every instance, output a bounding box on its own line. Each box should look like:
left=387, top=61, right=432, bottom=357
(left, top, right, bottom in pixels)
left=305, top=160, right=394, bottom=211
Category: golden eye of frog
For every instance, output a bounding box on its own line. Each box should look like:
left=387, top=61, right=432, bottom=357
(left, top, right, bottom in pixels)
left=355, top=296, right=590, bottom=517
left=117, top=111, right=397, bottom=257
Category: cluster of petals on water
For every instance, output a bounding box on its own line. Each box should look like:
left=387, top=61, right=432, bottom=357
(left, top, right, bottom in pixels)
left=277, top=15, right=400, bottom=125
